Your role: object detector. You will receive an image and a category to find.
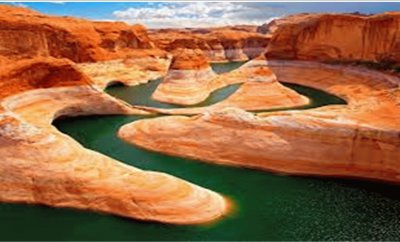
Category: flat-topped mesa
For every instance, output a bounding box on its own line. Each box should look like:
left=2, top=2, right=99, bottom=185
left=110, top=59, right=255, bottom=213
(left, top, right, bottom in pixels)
left=0, top=4, right=156, bottom=63
left=0, top=57, right=228, bottom=224
left=152, top=48, right=217, bottom=105
left=264, top=12, right=400, bottom=63
left=149, top=26, right=270, bottom=62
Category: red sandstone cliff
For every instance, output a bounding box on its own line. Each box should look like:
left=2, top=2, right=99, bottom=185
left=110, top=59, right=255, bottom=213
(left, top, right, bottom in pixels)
left=0, top=57, right=93, bottom=99
left=152, top=48, right=215, bottom=105
left=264, top=12, right=400, bottom=63
left=169, top=48, right=210, bottom=70
left=149, top=26, right=270, bottom=62
left=0, top=4, right=156, bottom=63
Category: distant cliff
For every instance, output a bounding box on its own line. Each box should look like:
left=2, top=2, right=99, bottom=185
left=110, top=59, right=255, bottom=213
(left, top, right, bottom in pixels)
left=263, top=12, right=400, bottom=63
left=149, top=27, right=270, bottom=62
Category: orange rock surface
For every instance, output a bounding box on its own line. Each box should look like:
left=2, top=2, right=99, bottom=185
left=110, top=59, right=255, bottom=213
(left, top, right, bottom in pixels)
left=145, top=61, right=308, bottom=114
left=119, top=60, right=400, bottom=183
left=0, top=4, right=155, bottom=62
left=0, top=57, right=228, bottom=224
left=78, top=52, right=171, bottom=89
left=169, top=48, right=210, bottom=70
left=152, top=49, right=217, bottom=105
left=265, top=12, right=400, bottom=63
left=149, top=26, right=270, bottom=62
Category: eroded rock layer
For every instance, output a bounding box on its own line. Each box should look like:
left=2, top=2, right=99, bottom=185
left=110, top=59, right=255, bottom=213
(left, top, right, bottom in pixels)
left=265, top=12, right=400, bottom=63
left=0, top=57, right=228, bottom=224
left=149, top=26, right=270, bottom=62
left=152, top=49, right=217, bottom=105
left=78, top=51, right=171, bottom=89
left=119, top=60, right=400, bottom=183
left=145, top=60, right=309, bottom=114
left=0, top=4, right=155, bottom=63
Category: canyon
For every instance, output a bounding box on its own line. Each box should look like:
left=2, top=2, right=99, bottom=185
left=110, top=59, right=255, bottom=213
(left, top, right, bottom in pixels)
left=149, top=26, right=270, bottom=62
left=0, top=57, right=227, bottom=224
left=264, top=12, right=400, bottom=64
left=0, top=4, right=400, bottom=237
left=120, top=59, right=400, bottom=183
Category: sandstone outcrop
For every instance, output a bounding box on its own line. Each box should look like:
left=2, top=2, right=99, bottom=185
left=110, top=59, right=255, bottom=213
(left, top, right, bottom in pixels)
left=149, top=26, right=270, bottom=62
left=119, top=60, right=400, bottom=183
left=145, top=59, right=309, bottom=114
left=264, top=12, right=400, bottom=63
left=152, top=49, right=217, bottom=105
left=78, top=50, right=171, bottom=89
left=0, top=4, right=155, bottom=63
left=0, top=57, right=228, bottom=224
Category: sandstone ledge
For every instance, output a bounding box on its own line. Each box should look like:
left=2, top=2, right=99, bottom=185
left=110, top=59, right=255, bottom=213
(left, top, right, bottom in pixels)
left=0, top=58, right=228, bottom=224
left=145, top=61, right=309, bottom=114
left=119, top=60, right=400, bottom=183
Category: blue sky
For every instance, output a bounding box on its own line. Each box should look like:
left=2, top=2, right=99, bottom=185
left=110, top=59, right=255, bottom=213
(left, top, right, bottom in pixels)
left=5, top=2, right=400, bottom=28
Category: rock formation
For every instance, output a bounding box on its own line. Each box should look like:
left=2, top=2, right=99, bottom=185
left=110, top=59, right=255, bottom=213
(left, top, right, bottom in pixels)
left=0, top=4, right=155, bottom=63
left=151, top=49, right=308, bottom=107
left=78, top=50, right=171, bottom=89
left=264, top=12, right=400, bottom=63
left=0, top=57, right=228, bottom=224
left=145, top=59, right=309, bottom=115
left=149, top=26, right=270, bottom=62
left=119, top=60, right=400, bottom=184
left=0, top=4, right=175, bottom=90
left=2, top=3, right=400, bottom=225
left=152, top=48, right=217, bottom=105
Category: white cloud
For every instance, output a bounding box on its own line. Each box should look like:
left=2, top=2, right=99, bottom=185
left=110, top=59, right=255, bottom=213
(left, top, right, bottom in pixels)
left=9, top=2, right=28, bottom=8
left=112, top=2, right=281, bottom=28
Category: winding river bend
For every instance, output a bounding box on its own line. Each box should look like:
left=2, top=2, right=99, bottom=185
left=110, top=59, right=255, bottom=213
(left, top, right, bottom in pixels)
left=1, top=63, right=400, bottom=240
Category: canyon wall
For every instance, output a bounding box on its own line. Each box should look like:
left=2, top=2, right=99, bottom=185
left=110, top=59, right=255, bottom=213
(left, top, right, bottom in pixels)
left=0, top=5, right=270, bottom=64
left=0, top=5, right=156, bottom=63
left=149, top=27, right=270, bottom=62
left=264, top=12, right=400, bottom=63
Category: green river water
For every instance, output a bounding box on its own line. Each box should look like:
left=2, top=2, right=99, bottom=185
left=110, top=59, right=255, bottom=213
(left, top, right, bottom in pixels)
left=1, top=63, right=400, bottom=241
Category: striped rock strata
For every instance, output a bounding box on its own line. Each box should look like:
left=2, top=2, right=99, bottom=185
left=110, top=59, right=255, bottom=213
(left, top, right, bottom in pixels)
left=119, top=60, right=400, bottom=183
left=149, top=26, right=270, bottom=62
left=78, top=51, right=171, bottom=89
left=140, top=60, right=309, bottom=115
left=152, top=49, right=217, bottom=105
left=0, top=4, right=154, bottom=63
left=264, top=12, right=400, bottom=63
left=0, top=57, right=228, bottom=224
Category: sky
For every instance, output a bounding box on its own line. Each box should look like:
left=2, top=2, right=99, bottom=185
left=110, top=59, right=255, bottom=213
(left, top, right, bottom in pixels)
left=5, top=2, right=400, bottom=28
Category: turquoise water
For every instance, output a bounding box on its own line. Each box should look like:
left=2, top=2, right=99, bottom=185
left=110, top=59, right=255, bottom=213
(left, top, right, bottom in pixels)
left=105, top=62, right=247, bottom=109
left=1, top=63, right=399, bottom=241
left=106, top=79, right=241, bottom=109
left=211, top=61, right=246, bottom=74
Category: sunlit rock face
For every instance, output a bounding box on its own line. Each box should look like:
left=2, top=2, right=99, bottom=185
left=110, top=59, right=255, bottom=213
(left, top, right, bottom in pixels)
left=264, top=12, right=400, bottom=63
left=0, top=4, right=175, bottom=90
left=119, top=60, right=400, bottom=184
left=0, top=4, right=154, bottom=63
left=152, top=48, right=217, bottom=105
left=149, top=26, right=270, bottom=62
left=78, top=51, right=172, bottom=89
left=0, top=57, right=228, bottom=225
left=145, top=60, right=309, bottom=116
